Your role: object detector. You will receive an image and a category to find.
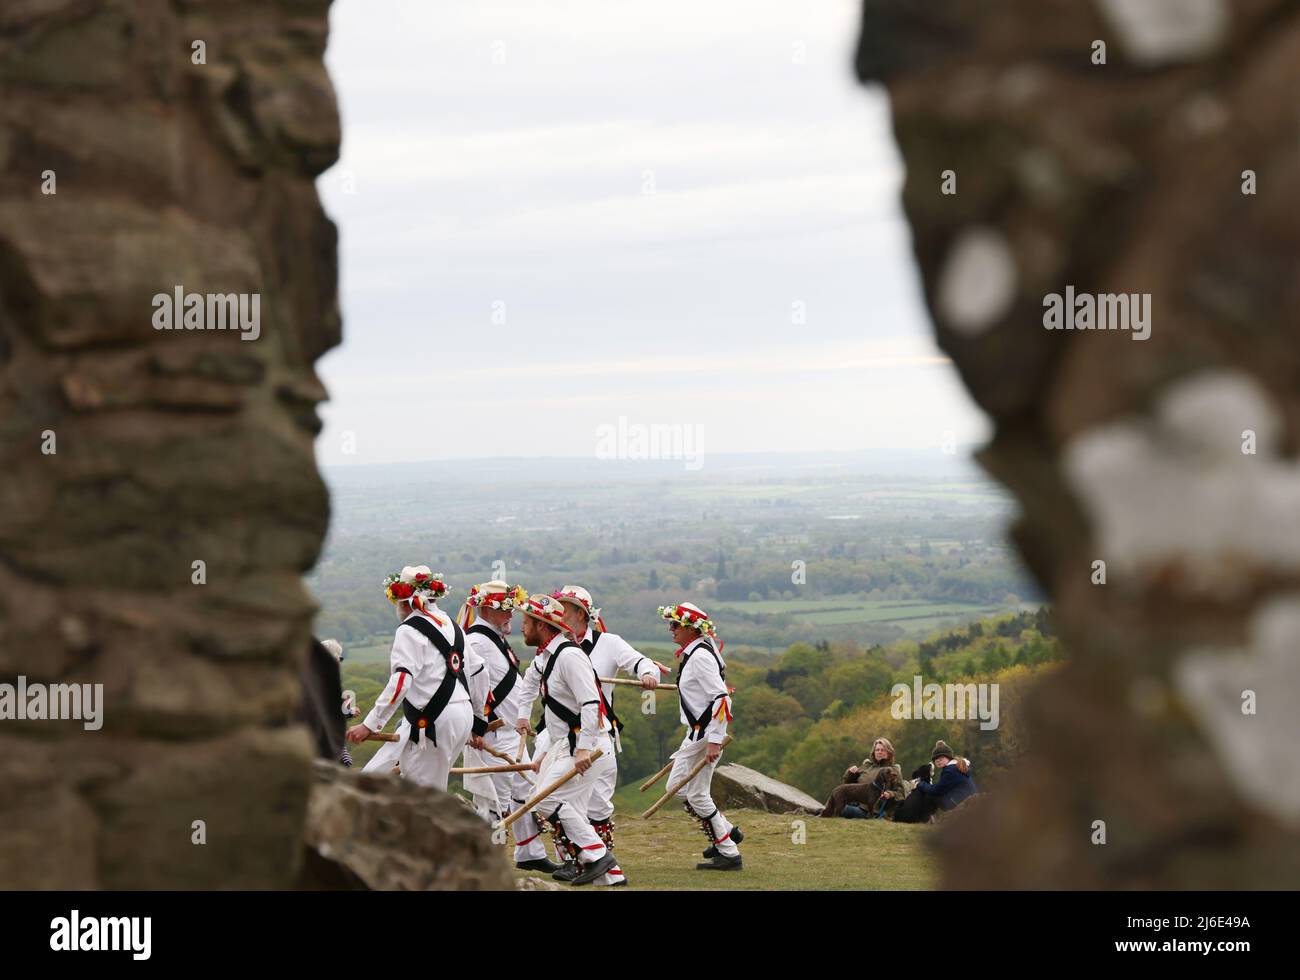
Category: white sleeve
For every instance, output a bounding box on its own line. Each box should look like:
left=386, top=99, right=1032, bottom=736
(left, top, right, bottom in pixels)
left=463, top=643, right=490, bottom=735
left=363, top=628, right=420, bottom=731
left=559, top=650, right=604, bottom=752
left=696, top=652, right=731, bottom=745
left=611, top=634, right=657, bottom=680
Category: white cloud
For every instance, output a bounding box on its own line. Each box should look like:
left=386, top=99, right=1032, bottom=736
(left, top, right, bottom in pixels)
left=314, top=0, right=988, bottom=466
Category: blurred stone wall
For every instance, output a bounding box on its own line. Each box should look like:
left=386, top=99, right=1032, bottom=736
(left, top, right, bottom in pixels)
left=858, top=0, right=1300, bottom=887
left=0, top=0, right=340, bottom=887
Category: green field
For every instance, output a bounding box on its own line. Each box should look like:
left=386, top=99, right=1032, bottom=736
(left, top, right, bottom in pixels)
left=712, top=597, right=1005, bottom=627
left=340, top=636, right=398, bottom=664
left=512, top=800, right=938, bottom=890
left=339, top=598, right=1010, bottom=664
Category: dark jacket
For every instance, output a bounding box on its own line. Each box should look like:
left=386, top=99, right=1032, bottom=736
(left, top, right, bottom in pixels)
left=911, top=759, right=977, bottom=811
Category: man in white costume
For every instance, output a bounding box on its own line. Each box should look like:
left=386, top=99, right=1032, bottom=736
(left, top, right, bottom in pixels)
left=513, top=593, right=617, bottom=886
left=457, top=581, right=554, bottom=872
left=659, top=601, right=743, bottom=871
left=346, top=567, right=488, bottom=792
left=552, top=585, right=664, bottom=886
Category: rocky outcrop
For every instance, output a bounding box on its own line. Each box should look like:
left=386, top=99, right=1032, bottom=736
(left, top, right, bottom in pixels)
left=299, top=762, right=515, bottom=891
left=0, top=0, right=339, bottom=887
left=857, top=0, right=1300, bottom=887
left=516, top=875, right=565, bottom=891
left=712, top=764, right=825, bottom=814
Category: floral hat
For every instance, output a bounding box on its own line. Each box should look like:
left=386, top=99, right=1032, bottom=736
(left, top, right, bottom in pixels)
left=551, top=585, right=606, bottom=631
left=518, top=593, right=574, bottom=637
left=383, top=566, right=449, bottom=622
left=458, top=580, right=528, bottom=629
left=659, top=601, right=721, bottom=645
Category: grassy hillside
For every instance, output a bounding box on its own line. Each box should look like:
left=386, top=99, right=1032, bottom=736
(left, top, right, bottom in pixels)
left=514, top=803, right=938, bottom=890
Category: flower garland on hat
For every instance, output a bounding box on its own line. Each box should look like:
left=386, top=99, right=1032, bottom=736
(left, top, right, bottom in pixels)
left=383, top=565, right=449, bottom=624
left=551, top=585, right=607, bottom=633
left=659, top=601, right=723, bottom=651
left=457, top=581, right=528, bottom=629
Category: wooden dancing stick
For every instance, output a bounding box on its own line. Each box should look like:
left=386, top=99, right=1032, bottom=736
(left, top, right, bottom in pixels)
left=514, top=732, right=527, bottom=763
left=599, top=676, right=677, bottom=691
left=639, top=759, right=675, bottom=793
left=641, top=735, right=733, bottom=819
left=495, top=749, right=605, bottom=832
left=483, top=743, right=534, bottom=784
left=482, top=744, right=517, bottom=764
left=451, top=763, right=538, bottom=775
left=486, top=718, right=505, bottom=733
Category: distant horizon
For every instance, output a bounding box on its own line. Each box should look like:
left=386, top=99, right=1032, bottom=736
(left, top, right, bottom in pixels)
left=319, top=444, right=986, bottom=470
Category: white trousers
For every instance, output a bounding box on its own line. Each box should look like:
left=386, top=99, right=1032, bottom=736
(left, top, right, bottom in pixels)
left=464, top=726, right=547, bottom=863
left=587, top=734, right=618, bottom=821
left=585, top=733, right=625, bottom=884
left=669, top=734, right=739, bottom=857
left=530, top=740, right=607, bottom=866
left=395, top=702, right=473, bottom=792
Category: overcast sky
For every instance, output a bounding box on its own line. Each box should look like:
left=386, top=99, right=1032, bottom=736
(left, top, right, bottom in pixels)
left=314, top=0, right=989, bottom=467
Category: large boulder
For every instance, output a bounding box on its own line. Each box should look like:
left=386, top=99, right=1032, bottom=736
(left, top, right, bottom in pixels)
left=711, top=764, right=824, bottom=814
left=298, top=761, right=514, bottom=891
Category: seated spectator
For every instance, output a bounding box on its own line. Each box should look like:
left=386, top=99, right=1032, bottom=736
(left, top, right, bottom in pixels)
left=892, top=740, right=977, bottom=823
left=818, top=737, right=908, bottom=818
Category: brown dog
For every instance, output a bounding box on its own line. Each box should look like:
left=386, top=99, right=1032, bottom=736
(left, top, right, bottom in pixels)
left=862, top=767, right=904, bottom=814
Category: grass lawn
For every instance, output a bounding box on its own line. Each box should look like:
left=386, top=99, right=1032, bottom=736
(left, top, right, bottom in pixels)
left=512, top=795, right=938, bottom=891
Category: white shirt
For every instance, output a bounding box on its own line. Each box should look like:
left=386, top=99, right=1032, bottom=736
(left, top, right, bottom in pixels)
left=676, top=635, right=731, bottom=744
left=578, top=626, right=658, bottom=708
left=521, top=632, right=604, bottom=753
left=364, top=605, right=487, bottom=732
left=464, top=619, right=524, bottom=727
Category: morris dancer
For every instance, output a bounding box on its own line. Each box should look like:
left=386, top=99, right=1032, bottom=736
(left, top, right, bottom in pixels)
left=458, top=581, right=555, bottom=872
left=346, top=567, right=489, bottom=792
left=660, top=601, right=743, bottom=871
left=514, top=593, right=617, bottom=886
left=554, top=585, right=662, bottom=887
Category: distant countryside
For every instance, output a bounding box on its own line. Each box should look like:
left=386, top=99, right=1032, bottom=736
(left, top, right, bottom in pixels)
left=311, top=451, right=1055, bottom=803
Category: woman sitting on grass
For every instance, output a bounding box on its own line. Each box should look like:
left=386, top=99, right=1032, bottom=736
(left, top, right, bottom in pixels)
left=892, top=740, right=977, bottom=823
left=818, top=737, right=908, bottom=818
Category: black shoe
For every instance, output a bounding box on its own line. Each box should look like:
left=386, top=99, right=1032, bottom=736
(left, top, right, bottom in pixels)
left=570, top=853, right=619, bottom=886
left=516, top=858, right=558, bottom=873
left=702, top=825, right=744, bottom=858
left=696, top=853, right=743, bottom=871
left=551, top=861, right=578, bottom=882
